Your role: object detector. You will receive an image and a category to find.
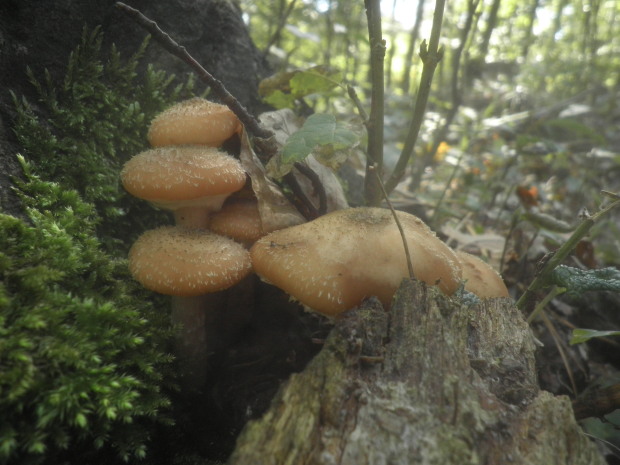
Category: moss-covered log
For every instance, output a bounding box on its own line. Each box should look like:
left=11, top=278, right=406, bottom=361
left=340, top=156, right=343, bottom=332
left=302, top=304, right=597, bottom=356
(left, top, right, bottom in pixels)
left=228, top=279, right=604, bottom=465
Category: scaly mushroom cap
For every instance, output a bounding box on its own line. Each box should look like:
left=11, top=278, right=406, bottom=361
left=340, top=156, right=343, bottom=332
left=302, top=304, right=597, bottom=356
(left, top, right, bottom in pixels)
left=250, top=207, right=462, bottom=317
left=129, top=226, right=252, bottom=296
left=209, top=198, right=265, bottom=245
left=148, top=97, right=241, bottom=147
left=456, top=251, right=509, bottom=298
left=121, top=145, right=247, bottom=212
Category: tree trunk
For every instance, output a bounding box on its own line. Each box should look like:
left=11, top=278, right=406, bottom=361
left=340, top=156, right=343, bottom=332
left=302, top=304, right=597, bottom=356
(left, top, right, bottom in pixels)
left=228, top=279, right=604, bottom=465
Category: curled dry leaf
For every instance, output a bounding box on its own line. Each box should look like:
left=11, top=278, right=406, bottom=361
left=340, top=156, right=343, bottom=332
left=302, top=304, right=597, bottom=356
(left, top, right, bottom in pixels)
left=239, top=127, right=306, bottom=232
left=291, top=155, right=349, bottom=212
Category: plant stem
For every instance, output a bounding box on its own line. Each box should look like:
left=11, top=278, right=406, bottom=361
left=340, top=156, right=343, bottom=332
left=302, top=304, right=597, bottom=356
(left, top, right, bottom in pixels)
left=516, top=197, right=620, bottom=311
left=363, top=0, right=386, bottom=207
left=384, top=0, right=446, bottom=194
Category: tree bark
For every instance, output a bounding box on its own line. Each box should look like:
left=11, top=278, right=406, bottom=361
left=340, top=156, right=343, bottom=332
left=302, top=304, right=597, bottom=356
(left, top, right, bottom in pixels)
left=228, top=279, right=604, bottom=465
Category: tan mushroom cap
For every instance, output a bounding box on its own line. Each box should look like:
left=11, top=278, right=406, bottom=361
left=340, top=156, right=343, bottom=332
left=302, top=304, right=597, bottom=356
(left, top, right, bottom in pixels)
left=209, top=198, right=265, bottom=245
left=456, top=251, right=509, bottom=298
left=121, top=145, right=247, bottom=212
left=250, top=207, right=462, bottom=317
left=129, top=226, right=252, bottom=297
left=148, top=97, right=241, bottom=147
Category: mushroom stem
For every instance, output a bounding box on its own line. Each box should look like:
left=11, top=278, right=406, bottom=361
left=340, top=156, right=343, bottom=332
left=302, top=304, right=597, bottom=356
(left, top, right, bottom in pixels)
left=170, top=295, right=212, bottom=390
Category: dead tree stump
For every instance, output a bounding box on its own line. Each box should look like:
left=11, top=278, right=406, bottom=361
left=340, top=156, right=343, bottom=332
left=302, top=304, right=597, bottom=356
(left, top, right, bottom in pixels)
left=228, top=279, right=604, bottom=465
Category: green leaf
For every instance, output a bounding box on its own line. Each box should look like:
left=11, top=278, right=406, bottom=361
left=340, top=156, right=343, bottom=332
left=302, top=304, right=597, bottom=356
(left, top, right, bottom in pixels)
left=260, top=66, right=342, bottom=109
left=281, top=113, right=358, bottom=165
left=570, top=328, right=620, bottom=345
left=264, top=89, right=297, bottom=109
left=289, top=68, right=342, bottom=97
left=549, top=265, right=620, bottom=296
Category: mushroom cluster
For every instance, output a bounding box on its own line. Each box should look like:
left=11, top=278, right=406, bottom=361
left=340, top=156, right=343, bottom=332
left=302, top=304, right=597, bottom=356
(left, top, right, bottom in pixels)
left=122, top=98, right=255, bottom=388
left=123, top=99, right=509, bottom=383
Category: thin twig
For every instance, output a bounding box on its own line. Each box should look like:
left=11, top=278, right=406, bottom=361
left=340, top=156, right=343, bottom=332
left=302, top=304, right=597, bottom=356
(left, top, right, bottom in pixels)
left=371, top=164, right=415, bottom=279
left=540, top=310, right=578, bottom=395
left=115, top=2, right=274, bottom=142
left=384, top=0, right=446, bottom=194
left=363, top=0, right=386, bottom=207
left=262, top=0, right=298, bottom=58
left=408, top=0, right=478, bottom=193
left=516, top=196, right=620, bottom=311
left=293, top=162, right=328, bottom=216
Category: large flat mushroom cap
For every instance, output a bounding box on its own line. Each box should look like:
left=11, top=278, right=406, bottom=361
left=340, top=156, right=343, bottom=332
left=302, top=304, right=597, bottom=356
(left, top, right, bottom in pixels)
left=148, top=97, right=240, bottom=147
left=121, top=146, right=246, bottom=210
left=250, top=207, right=462, bottom=316
left=129, top=226, right=252, bottom=296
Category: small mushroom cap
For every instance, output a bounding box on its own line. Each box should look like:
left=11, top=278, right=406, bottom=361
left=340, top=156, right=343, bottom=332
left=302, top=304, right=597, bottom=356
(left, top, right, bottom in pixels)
left=250, top=207, right=462, bottom=317
left=209, top=198, right=265, bottom=245
left=148, top=97, right=241, bottom=147
left=121, top=145, right=246, bottom=211
left=129, top=226, right=252, bottom=296
left=456, top=251, right=509, bottom=298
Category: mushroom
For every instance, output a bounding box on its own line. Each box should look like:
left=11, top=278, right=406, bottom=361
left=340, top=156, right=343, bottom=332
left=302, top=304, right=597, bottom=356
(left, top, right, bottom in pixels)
left=121, top=145, right=247, bottom=229
left=129, top=226, right=253, bottom=387
left=250, top=207, right=462, bottom=317
left=209, top=197, right=265, bottom=246
left=455, top=251, right=509, bottom=298
left=148, top=97, right=241, bottom=148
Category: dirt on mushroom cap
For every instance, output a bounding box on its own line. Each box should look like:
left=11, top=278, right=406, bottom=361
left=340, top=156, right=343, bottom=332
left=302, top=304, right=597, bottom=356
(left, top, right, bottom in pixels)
left=129, top=226, right=252, bottom=296
left=456, top=251, right=509, bottom=298
left=148, top=97, right=240, bottom=147
left=250, top=207, right=462, bottom=316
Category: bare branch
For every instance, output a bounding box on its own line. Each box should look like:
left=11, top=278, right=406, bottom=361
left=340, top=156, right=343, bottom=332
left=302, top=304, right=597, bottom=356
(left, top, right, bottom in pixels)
left=115, top=2, right=273, bottom=142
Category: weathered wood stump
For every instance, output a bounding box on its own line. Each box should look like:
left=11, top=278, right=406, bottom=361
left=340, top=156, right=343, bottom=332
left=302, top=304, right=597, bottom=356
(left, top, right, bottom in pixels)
left=228, top=279, right=604, bottom=465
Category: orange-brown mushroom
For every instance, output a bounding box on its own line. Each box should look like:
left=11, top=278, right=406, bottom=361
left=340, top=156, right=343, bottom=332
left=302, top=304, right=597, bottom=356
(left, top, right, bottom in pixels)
left=128, top=226, right=252, bottom=296
left=250, top=207, right=462, bottom=317
left=148, top=97, right=241, bottom=148
left=121, top=145, right=247, bottom=229
left=209, top=198, right=265, bottom=245
left=129, top=225, right=252, bottom=388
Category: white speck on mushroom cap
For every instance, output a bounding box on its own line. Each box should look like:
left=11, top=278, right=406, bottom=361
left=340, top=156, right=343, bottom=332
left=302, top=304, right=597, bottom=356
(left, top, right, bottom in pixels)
left=250, top=207, right=463, bottom=317
left=456, top=251, right=509, bottom=298
left=129, top=226, right=252, bottom=296
left=148, top=97, right=241, bottom=147
left=121, top=146, right=246, bottom=210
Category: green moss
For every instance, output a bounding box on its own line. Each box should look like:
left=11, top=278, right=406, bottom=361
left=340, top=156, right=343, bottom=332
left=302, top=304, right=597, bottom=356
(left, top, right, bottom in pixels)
left=0, top=158, right=175, bottom=464
left=1, top=26, right=199, bottom=464
left=10, top=26, right=195, bottom=250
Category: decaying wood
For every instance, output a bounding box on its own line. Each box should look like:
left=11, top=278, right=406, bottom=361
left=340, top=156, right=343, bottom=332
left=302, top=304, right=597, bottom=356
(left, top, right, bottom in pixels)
left=228, top=279, right=604, bottom=465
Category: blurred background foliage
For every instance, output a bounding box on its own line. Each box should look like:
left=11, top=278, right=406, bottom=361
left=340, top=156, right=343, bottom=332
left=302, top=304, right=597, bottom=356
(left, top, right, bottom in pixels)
left=242, top=0, right=620, bottom=265
left=242, top=0, right=620, bottom=457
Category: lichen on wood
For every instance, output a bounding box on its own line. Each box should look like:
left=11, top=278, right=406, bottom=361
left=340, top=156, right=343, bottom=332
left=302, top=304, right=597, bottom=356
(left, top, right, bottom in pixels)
left=228, top=279, right=604, bottom=465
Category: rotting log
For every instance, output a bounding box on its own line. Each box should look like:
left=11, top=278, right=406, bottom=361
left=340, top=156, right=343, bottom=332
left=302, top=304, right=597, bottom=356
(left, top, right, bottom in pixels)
left=228, top=279, right=605, bottom=465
